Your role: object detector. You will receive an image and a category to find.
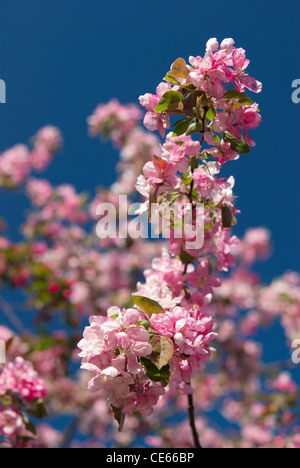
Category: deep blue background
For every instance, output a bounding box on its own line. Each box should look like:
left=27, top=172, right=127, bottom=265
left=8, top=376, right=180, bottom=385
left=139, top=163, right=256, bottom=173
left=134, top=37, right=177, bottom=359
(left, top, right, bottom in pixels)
left=0, top=0, right=299, bottom=409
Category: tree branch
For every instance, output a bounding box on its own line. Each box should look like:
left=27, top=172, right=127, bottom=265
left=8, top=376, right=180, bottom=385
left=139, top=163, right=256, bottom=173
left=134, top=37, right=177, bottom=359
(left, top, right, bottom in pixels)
left=187, top=393, right=202, bottom=449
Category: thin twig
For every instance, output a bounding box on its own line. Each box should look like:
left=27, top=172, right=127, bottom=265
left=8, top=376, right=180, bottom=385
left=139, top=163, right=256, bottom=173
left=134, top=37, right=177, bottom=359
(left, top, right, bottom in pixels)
left=187, top=393, right=202, bottom=449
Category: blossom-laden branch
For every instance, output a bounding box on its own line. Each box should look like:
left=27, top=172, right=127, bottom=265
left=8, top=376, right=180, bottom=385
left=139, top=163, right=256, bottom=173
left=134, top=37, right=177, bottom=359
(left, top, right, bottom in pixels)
left=78, top=37, right=263, bottom=446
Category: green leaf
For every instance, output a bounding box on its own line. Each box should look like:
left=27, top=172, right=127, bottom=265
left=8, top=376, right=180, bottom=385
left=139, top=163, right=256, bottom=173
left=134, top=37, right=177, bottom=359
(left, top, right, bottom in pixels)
left=181, top=171, right=193, bottom=185
left=172, top=118, right=192, bottom=137
left=164, top=75, right=179, bottom=86
left=180, top=250, right=193, bottom=264
left=186, top=121, right=201, bottom=136
left=149, top=335, right=174, bottom=370
left=223, top=131, right=250, bottom=154
left=24, top=418, right=37, bottom=436
left=224, top=89, right=253, bottom=106
left=140, top=357, right=170, bottom=384
left=136, top=319, right=151, bottom=330
left=132, top=295, right=165, bottom=317
left=27, top=400, right=47, bottom=419
left=161, top=377, right=170, bottom=388
left=201, top=151, right=212, bottom=160
left=124, top=297, right=134, bottom=309
left=213, top=134, right=220, bottom=145
left=30, top=280, right=47, bottom=292
left=183, top=83, right=197, bottom=91
left=206, top=106, right=217, bottom=121
left=154, top=90, right=184, bottom=113
left=32, top=335, right=60, bottom=352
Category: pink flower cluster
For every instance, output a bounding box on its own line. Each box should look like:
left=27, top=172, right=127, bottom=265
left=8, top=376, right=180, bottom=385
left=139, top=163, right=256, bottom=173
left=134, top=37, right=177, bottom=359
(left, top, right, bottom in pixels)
left=139, top=37, right=262, bottom=155
left=0, top=127, right=62, bottom=189
left=188, top=38, right=261, bottom=96
left=258, top=271, right=300, bottom=341
left=0, top=145, right=31, bottom=188
left=237, top=227, right=272, bottom=265
left=87, top=99, right=143, bottom=147
left=133, top=249, right=218, bottom=392
left=151, top=306, right=217, bottom=391
left=78, top=308, right=164, bottom=417
left=30, top=125, right=62, bottom=172
left=26, top=179, right=88, bottom=233
left=136, top=140, right=239, bottom=268
left=0, top=357, right=47, bottom=403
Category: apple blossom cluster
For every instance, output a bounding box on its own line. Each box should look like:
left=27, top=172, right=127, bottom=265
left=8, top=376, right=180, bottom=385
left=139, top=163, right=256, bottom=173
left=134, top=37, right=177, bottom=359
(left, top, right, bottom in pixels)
left=87, top=99, right=143, bottom=147
left=0, top=357, right=47, bottom=403
left=78, top=255, right=218, bottom=414
left=0, top=126, right=62, bottom=189
left=78, top=308, right=165, bottom=419
left=0, top=356, right=47, bottom=447
left=258, top=271, right=300, bottom=342
left=139, top=37, right=261, bottom=145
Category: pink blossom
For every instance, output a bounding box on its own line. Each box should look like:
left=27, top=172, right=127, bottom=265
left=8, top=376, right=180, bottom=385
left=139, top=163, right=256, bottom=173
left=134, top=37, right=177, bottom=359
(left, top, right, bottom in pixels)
left=69, top=281, right=90, bottom=305
left=231, top=48, right=262, bottom=93
left=235, top=104, right=262, bottom=130
left=30, top=142, right=53, bottom=172
left=139, top=82, right=171, bottom=137
left=238, top=227, right=271, bottom=265
left=189, top=66, right=226, bottom=99
left=142, top=157, right=178, bottom=189
left=210, top=140, right=239, bottom=164
left=273, top=372, right=297, bottom=394
left=0, top=145, right=31, bottom=187
left=87, top=99, right=142, bottom=146
left=150, top=306, right=217, bottom=370
left=185, top=259, right=222, bottom=294
left=192, top=168, right=216, bottom=196
left=35, top=126, right=62, bottom=151
left=27, top=178, right=53, bottom=207
left=0, top=407, right=25, bottom=444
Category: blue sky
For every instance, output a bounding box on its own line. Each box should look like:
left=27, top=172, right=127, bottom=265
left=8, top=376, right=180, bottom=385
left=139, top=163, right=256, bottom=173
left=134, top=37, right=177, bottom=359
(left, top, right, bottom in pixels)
left=0, top=0, right=299, bottom=346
